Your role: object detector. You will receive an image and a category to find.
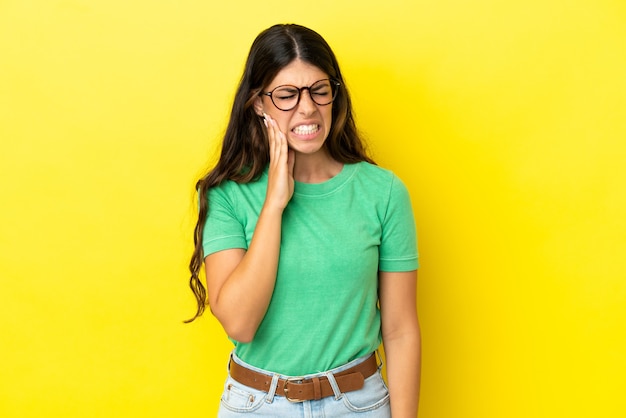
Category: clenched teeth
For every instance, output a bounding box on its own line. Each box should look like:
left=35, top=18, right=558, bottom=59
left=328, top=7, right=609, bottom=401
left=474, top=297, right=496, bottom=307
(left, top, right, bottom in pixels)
left=292, top=124, right=319, bottom=135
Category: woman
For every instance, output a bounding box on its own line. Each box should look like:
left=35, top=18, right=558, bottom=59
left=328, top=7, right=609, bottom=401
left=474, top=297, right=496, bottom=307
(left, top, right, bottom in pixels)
left=187, top=23, right=421, bottom=417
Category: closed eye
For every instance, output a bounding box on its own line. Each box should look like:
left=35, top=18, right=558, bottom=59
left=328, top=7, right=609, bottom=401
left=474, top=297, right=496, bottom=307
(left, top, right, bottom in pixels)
left=274, top=87, right=298, bottom=99
left=276, top=93, right=297, bottom=100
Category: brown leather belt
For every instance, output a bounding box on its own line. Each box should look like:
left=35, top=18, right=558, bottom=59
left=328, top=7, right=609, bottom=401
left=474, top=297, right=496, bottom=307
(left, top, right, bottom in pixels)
left=229, top=354, right=378, bottom=402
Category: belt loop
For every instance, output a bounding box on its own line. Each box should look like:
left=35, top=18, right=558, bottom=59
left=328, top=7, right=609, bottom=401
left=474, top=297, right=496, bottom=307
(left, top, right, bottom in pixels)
left=324, top=372, right=343, bottom=400
left=312, top=377, right=322, bottom=400
left=266, top=374, right=279, bottom=403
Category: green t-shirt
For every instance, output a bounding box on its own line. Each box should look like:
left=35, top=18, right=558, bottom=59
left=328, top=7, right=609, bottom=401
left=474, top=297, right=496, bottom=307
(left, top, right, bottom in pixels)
left=202, top=161, right=418, bottom=375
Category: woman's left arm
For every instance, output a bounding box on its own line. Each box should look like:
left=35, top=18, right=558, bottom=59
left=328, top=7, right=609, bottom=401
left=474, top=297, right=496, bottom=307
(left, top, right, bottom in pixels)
left=379, top=269, right=421, bottom=418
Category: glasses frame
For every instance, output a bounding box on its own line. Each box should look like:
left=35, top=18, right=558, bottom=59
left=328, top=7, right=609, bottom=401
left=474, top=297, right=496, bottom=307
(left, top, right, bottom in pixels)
left=261, top=78, right=341, bottom=111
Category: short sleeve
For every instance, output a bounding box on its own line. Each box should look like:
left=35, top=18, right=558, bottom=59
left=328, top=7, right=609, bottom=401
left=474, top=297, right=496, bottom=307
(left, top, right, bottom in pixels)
left=378, top=175, right=419, bottom=271
left=201, top=185, right=248, bottom=257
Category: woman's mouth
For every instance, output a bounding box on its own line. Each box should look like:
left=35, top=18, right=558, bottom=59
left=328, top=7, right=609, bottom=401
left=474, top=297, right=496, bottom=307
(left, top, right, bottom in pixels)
left=292, top=124, right=319, bottom=136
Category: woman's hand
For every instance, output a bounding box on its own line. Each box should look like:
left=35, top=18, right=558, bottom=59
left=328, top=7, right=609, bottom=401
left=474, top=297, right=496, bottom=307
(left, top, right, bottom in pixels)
left=264, top=113, right=295, bottom=211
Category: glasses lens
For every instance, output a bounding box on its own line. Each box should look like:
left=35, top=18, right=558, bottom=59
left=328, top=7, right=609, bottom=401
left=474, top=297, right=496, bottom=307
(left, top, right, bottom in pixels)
left=309, top=79, right=336, bottom=106
left=272, top=86, right=299, bottom=110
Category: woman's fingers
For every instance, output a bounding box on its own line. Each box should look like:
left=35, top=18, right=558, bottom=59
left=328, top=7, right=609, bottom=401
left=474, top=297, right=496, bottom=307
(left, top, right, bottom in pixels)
left=264, top=113, right=286, bottom=164
left=264, top=113, right=280, bottom=163
left=262, top=113, right=294, bottom=209
left=263, top=113, right=274, bottom=159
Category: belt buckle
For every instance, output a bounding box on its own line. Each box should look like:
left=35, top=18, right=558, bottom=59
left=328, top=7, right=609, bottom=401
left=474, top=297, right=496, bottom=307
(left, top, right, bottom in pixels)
left=283, top=377, right=306, bottom=403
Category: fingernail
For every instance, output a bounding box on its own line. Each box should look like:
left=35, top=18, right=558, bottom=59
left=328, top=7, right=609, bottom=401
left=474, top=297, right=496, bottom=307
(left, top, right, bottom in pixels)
left=263, top=118, right=268, bottom=127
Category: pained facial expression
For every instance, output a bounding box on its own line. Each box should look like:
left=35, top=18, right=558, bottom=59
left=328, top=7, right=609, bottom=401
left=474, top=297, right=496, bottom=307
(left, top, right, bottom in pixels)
left=255, top=59, right=334, bottom=156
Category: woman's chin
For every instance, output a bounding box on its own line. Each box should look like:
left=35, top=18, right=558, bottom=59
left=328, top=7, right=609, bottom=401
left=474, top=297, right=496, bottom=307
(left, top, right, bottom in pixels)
left=287, top=134, right=328, bottom=156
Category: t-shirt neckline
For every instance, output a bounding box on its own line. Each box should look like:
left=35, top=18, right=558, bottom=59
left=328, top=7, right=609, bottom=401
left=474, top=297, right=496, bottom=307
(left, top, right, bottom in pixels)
left=293, top=162, right=360, bottom=197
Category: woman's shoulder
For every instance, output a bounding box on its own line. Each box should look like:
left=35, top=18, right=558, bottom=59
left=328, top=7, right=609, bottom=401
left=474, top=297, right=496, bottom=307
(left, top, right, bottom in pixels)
left=208, top=168, right=269, bottom=198
left=353, top=161, right=405, bottom=188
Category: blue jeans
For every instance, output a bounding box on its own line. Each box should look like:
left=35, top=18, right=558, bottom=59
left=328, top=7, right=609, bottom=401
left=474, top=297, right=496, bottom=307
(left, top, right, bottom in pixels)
left=218, top=352, right=391, bottom=417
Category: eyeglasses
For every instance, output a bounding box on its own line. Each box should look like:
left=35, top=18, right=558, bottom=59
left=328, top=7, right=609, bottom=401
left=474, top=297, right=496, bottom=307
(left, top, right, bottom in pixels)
left=261, top=79, right=341, bottom=111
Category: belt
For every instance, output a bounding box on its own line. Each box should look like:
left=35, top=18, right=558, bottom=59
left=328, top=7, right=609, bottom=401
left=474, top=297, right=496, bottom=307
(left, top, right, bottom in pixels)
left=229, top=354, right=378, bottom=402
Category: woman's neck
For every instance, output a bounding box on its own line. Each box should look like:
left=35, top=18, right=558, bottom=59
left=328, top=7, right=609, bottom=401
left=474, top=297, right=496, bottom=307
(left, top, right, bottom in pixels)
left=292, top=149, right=343, bottom=184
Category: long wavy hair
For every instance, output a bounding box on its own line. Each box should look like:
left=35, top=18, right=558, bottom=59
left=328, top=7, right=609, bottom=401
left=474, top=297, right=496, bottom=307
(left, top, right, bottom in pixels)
left=186, top=24, right=374, bottom=322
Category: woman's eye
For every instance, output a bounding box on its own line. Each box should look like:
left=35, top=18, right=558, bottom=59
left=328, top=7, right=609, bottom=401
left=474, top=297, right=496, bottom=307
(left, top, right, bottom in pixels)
left=275, top=88, right=298, bottom=100
left=311, top=82, right=332, bottom=96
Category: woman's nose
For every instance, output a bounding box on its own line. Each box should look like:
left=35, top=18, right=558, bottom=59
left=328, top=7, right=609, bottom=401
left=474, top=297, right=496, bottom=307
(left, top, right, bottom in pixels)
left=297, top=89, right=317, bottom=114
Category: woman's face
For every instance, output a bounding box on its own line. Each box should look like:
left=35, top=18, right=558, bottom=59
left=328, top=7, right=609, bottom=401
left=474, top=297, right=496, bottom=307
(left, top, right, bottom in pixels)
left=255, top=59, right=334, bottom=157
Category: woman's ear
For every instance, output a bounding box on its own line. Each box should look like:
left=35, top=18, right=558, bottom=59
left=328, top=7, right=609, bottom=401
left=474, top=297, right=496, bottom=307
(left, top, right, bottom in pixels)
left=253, top=96, right=264, bottom=117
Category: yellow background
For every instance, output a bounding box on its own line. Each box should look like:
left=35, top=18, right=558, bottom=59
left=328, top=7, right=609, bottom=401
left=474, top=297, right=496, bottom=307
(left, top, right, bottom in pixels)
left=1, top=0, right=625, bottom=417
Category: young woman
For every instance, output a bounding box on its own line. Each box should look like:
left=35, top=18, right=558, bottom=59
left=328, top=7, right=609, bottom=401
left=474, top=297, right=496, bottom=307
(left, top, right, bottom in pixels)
left=187, top=24, right=421, bottom=417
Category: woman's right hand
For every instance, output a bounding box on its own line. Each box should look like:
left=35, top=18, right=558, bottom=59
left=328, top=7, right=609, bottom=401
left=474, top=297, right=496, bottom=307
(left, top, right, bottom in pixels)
left=264, top=113, right=295, bottom=211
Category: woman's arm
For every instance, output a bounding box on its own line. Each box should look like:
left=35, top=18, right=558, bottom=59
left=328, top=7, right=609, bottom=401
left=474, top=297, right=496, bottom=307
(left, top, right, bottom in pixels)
left=379, top=269, right=421, bottom=417
left=205, top=115, right=294, bottom=343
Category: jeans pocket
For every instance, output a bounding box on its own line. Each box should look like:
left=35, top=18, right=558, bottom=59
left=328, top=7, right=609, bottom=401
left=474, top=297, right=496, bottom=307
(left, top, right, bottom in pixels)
left=341, top=370, right=391, bottom=413
left=220, top=377, right=268, bottom=414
